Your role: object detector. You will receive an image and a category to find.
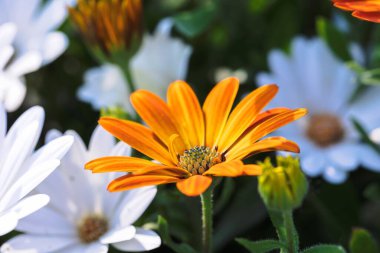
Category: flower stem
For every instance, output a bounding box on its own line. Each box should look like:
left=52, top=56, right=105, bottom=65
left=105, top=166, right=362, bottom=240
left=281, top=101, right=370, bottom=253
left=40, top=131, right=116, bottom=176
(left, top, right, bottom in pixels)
left=201, top=188, right=213, bottom=253
left=122, top=63, right=136, bottom=94
left=283, top=211, right=298, bottom=253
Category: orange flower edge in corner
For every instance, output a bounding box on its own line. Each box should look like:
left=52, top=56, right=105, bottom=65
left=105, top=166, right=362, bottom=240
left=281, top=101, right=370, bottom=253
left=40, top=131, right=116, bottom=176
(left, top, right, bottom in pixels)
left=333, top=0, right=380, bottom=23
left=85, top=77, right=307, bottom=197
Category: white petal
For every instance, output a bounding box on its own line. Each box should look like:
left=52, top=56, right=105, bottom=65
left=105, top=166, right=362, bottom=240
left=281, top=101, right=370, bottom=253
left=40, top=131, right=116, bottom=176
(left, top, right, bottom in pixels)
left=0, top=104, right=6, bottom=145
left=77, top=64, right=132, bottom=113
left=300, top=152, right=326, bottom=177
left=44, top=129, right=63, bottom=143
left=0, top=211, right=18, bottom=236
left=89, top=125, right=116, bottom=158
left=8, top=194, right=49, bottom=220
left=100, top=226, right=136, bottom=244
left=0, top=121, right=41, bottom=196
left=348, top=87, right=380, bottom=131
left=0, top=23, right=17, bottom=48
left=358, top=144, right=380, bottom=172
left=7, top=52, right=42, bottom=76
left=112, top=228, right=161, bottom=252
left=112, top=187, right=157, bottom=227
left=39, top=32, right=68, bottom=64
left=0, top=136, right=73, bottom=209
left=34, top=0, right=67, bottom=33
left=1, top=234, right=77, bottom=253
left=0, top=46, right=14, bottom=69
left=327, top=143, right=360, bottom=171
left=322, top=166, right=348, bottom=184
left=131, top=23, right=192, bottom=99
left=32, top=135, right=74, bottom=163
left=16, top=206, right=75, bottom=236
left=0, top=159, right=60, bottom=212
left=0, top=75, right=26, bottom=112
left=110, top=141, right=132, bottom=156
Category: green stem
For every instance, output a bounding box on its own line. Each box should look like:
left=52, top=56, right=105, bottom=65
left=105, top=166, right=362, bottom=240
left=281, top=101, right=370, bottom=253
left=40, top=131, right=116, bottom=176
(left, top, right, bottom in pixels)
left=283, top=211, right=298, bottom=253
left=201, top=188, right=213, bottom=253
left=122, top=63, right=136, bottom=94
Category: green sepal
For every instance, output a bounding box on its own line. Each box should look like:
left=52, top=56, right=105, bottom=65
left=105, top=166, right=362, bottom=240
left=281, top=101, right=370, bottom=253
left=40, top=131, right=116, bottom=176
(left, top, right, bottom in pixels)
left=157, top=216, right=198, bottom=253
left=301, top=245, right=346, bottom=253
left=236, top=238, right=286, bottom=253
left=349, top=228, right=379, bottom=253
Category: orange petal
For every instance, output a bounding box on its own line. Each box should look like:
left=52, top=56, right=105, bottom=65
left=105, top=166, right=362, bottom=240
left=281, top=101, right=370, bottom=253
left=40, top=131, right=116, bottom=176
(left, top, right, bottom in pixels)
left=334, top=0, right=380, bottom=12
left=217, top=84, right=279, bottom=152
left=133, top=165, right=191, bottom=177
left=353, top=10, right=380, bottom=22
left=227, top=108, right=307, bottom=157
left=176, top=175, right=212, bottom=197
left=86, top=156, right=156, bottom=173
left=227, top=136, right=300, bottom=161
left=242, top=165, right=263, bottom=176
left=203, top=160, right=244, bottom=177
left=99, top=117, right=174, bottom=166
left=108, top=174, right=180, bottom=192
left=168, top=134, right=187, bottom=164
left=203, top=77, right=239, bottom=148
left=130, top=90, right=181, bottom=145
left=168, top=81, right=205, bottom=147
left=250, top=107, right=291, bottom=127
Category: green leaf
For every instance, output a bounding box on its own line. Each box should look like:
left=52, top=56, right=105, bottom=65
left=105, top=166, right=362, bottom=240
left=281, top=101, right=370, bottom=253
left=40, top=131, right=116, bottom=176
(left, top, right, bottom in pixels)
left=349, top=228, right=379, bottom=253
left=352, top=118, right=380, bottom=155
left=157, top=216, right=198, bottom=253
left=236, top=238, right=286, bottom=253
left=173, top=3, right=216, bottom=38
left=316, top=17, right=351, bottom=61
left=301, top=244, right=346, bottom=253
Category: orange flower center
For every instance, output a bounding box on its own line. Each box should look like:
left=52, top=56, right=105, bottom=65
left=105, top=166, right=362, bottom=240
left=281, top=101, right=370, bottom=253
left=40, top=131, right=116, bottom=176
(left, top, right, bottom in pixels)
left=178, top=146, right=222, bottom=175
left=77, top=215, right=108, bottom=243
left=306, top=113, right=344, bottom=147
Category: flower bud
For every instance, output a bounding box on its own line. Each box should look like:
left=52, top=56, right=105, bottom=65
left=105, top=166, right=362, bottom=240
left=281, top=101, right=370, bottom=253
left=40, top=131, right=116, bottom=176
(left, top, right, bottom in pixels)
left=258, top=156, right=308, bottom=211
left=69, top=0, right=143, bottom=62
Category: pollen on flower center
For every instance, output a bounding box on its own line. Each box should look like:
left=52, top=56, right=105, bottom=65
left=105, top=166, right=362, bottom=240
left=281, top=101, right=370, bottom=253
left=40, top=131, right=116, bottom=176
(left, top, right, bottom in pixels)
left=77, top=214, right=108, bottom=244
left=178, top=146, right=222, bottom=175
left=306, top=113, right=344, bottom=147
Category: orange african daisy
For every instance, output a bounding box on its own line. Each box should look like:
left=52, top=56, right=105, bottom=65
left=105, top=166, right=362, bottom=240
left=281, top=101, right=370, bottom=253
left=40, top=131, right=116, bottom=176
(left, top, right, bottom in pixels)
left=86, top=77, right=307, bottom=197
left=333, top=0, right=380, bottom=23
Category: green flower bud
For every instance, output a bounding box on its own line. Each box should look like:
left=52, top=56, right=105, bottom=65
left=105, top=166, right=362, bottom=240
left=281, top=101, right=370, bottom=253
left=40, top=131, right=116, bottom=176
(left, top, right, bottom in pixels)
left=258, top=156, right=308, bottom=211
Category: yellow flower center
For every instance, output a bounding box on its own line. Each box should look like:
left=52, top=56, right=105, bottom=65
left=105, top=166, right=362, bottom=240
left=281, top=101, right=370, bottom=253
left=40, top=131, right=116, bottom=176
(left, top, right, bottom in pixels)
left=178, top=146, right=222, bottom=175
left=77, top=215, right=108, bottom=243
left=306, top=113, right=344, bottom=147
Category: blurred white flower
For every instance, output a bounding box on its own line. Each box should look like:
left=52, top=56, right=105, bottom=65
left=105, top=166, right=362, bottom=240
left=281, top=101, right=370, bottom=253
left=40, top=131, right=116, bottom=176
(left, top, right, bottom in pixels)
left=0, top=0, right=69, bottom=66
left=0, top=105, right=73, bottom=236
left=77, top=18, right=192, bottom=114
left=1, top=126, right=160, bottom=252
left=0, top=23, right=42, bottom=112
left=214, top=67, right=248, bottom=83
left=257, top=37, right=380, bottom=184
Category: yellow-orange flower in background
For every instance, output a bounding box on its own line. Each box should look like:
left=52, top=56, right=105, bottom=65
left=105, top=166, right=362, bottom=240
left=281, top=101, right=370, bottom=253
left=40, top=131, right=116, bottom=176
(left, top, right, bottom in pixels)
left=333, top=0, right=380, bottom=23
left=86, top=77, right=307, bottom=196
left=68, top=0, right=143, bottom=57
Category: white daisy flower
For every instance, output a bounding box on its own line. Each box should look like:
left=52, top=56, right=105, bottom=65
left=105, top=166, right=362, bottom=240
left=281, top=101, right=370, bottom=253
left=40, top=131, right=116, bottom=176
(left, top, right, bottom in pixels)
left=0, top=105, right=73, bottom=236
left=0, top=0, right=69, bottom=66
left=256, top=37, right=380, bottom=184
left=0, top=23, right=42, bottom=112
left=77, top=18, right=192, bottom=114
left=1, top=126, right=160, bottom=252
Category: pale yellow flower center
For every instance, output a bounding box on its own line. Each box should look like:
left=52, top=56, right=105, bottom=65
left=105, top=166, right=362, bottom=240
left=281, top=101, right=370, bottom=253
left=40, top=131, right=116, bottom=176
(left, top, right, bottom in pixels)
left=178, top=146, right=222, bottom=175
left=77, top=215, right=108, bottom=243
left=306, top=113, right=344, bottom=147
